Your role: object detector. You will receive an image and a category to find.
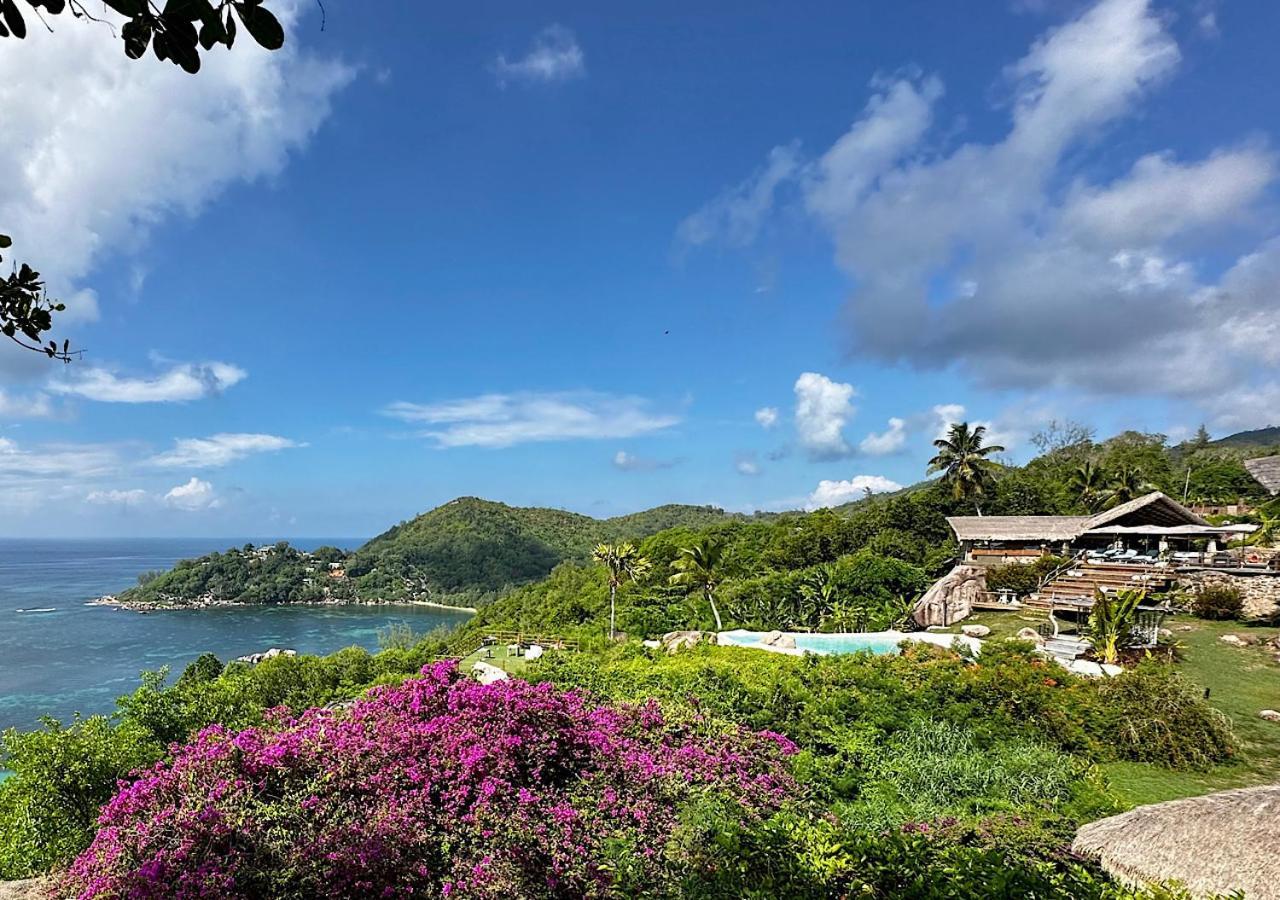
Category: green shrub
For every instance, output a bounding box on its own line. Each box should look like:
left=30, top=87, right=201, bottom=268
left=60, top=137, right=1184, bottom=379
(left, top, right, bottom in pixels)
left=985, top=555, right=1068, bottom=597
left=1096, top=661, right=1236, bottom=770
left=1190, top=583, right=1244, bottom=621
left=0, top=717, right=158, bottom=879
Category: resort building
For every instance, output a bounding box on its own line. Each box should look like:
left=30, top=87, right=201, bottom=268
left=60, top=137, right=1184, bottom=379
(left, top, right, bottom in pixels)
left=949, top=491, right=1250, bottom=566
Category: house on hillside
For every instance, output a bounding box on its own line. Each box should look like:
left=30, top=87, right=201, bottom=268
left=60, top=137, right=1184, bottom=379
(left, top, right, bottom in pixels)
left=1245, top=455, right=1280, bottom=496
left=949, top=492, right=1251, bottom=566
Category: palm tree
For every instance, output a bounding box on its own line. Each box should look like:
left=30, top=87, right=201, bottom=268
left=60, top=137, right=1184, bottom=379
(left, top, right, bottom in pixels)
left=1068, top=459, right=1106, bottom=512
left=1247, top=505, right=1279, bottom=548
left=669, top=537, right=726, bottom=631
left=927, top=422, right=1005, bottom=515
left=1102, top=465, right=1156, bottom=509
left=592, top=542, right=651, bottom=641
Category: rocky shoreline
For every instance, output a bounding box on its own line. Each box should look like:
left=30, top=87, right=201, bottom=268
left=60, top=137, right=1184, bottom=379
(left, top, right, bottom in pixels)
left=90, top=594, right=478, bottom=614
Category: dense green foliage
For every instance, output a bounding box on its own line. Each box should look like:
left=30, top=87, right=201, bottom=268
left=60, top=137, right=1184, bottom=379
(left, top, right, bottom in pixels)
left=119, top=541, right=345, bottom=606
left=986, top=555, right=1069, bottom=597
left=1191, top=584, right=1245, bottom=621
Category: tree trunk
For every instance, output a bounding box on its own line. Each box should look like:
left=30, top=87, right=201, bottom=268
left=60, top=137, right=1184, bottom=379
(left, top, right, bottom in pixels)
left=707, top=589, right=723, bottom=631
left=974, top=502, right=983, bottom=516
left=609, top=584, right=617, bottom=641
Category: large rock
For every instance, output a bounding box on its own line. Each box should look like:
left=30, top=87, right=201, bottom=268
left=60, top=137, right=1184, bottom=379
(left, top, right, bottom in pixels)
left=913, top=565, right=987, bottom=627
left=471, top=661, right=509, bottom=685
left=660, top=630, right=717, bottom=653
left=761, top=631, right=797, bottom=649
left=961, top=624, right=991, bottom=638
left=1013, top=626, right=1046, bottom=645
left=1260, top=710, right=1280, bottom=723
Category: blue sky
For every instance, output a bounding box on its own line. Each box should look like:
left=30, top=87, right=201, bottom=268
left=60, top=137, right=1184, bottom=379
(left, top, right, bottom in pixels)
left=1, top=0, right=1278, bottom=537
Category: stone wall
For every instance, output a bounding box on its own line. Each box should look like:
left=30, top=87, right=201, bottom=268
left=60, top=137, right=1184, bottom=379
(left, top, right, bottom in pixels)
left=1180, top=571, right=1280, bottom=619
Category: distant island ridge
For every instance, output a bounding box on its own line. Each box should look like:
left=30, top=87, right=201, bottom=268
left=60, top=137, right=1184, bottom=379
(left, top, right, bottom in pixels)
left=106, top=498, right=738, bottom=611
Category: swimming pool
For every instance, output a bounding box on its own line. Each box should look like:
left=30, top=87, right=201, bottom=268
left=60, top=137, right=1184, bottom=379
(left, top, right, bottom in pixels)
left=717, top=629, right=981, bottom=656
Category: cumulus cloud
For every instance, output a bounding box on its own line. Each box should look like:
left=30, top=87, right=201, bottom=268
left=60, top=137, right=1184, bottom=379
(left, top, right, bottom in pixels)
left=805, top=475, right=902, bottom=510
left=48, top=362, right=246, bottom=403
left=794, top=372, right=856, bottom=459
left=0, top=436, right=123, bottom=480
left=0, top=1, right=352, bottom=364
left=85, top=488, right=149, bottom=507
left=491, top=25, right=585, bottom=87
left=754, top=406, right=780, bottom=429
left=613, top=450, right=678, bottom=472
left=680, top=0, right=1280, bottom=429
left=150, top=433, right=301, bottom=468
left=859, top=417, right=907, bottom=455
left=384, top=391, right=680, bottom=449
left=164, top=477, right=220, bottom=511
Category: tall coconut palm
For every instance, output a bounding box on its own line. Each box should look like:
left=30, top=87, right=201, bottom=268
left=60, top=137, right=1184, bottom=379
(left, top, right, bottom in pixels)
left=669, top=537, right=726, bottom=631
left=927, top=422, right=1005, bottom=515
left=1102, top=465, right=1157, bottom=509
left=592, top=542, right=651, bottom=641
left=1069, top=459, right=1107, bottom=512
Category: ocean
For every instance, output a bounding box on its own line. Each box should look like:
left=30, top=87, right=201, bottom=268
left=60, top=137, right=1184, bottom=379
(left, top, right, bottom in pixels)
left=0, top=538, right=475, bottom=733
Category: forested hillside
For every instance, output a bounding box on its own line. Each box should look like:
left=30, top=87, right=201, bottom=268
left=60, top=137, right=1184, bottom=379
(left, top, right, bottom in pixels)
left=119, top=498, right=735, bottom=608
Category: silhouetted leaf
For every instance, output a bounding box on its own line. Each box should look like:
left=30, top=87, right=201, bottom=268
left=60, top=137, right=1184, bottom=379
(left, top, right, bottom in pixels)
left=0, top=235, right=10, bottom=249
left=1, top=0, right=27, bottom=40
left=234, top=2, right=283, bottom=50
left=103, top=0, right=146, bottom=16
left=122, top=19, right=150, bottom=59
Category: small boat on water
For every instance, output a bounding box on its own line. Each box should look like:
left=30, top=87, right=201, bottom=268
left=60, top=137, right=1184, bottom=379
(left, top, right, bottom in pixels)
left=15, top=607, right=57, bottom=613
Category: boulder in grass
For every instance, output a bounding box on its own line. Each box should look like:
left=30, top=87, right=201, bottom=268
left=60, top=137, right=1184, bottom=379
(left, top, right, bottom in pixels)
left=1261, top=710, right=1280, bottom=723
left=961, top=624, right=991, bottom=638
left=471, top=661, right=508, bottom=685
left=1219, top=634, right=1256, bottom=647
left=1013, top=626, right=1045, bottom=646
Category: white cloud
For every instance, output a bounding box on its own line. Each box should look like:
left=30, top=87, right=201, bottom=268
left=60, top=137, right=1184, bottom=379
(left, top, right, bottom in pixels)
left=806, top=475, right=902, bottom=510
left=681, top=0, right=1280, bottom=425
left=164, top=477, right=220, bottom=511
left=86, top=488, right=149, bottom=507
left=754, top=406, right=780, bottom=429
left=735, top=453, right=761, bottom=476
left=0, top=1, right=352, bottom=359
left=931, top=404, right=968, bottom=441
left=613, top=450, right=678, bottom=472
left=0, top=436, right=123, bottom=480
left=794, top=372, right=856, bottom=459
left=48, top=362, right=246, bottom=403
left=677, top=145, right=801, bottom=249
left=859, top=417, right=906, bottom=455
left=491, top=25, right=585, bottom=87
left=384, top=391, right=680, bottom=449
left=150, top=433, right=301, bottom=468
left=0, top=389, right=56, bottom=419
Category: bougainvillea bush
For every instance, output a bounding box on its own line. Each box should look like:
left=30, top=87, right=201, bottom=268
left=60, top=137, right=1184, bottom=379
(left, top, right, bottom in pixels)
left=60, top=662, right=797, bottom=899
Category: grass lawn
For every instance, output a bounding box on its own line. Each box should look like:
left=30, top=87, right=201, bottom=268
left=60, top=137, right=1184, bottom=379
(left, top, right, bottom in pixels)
left=459, top=642, right=532, bottom=675
left=935, top=609, right=1280, bottom=808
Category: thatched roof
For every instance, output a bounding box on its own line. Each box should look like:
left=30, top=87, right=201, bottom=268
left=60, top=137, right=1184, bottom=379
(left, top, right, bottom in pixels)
left=948, top=492, right=1208, bottom=543
left=1245, top=455, right=1280, bottom=495
left=1087, top=491, right=1209, bottom=529
left=1073, top=783, right=1280, bottom=898
left=947, top=515, right=1089, bottom=542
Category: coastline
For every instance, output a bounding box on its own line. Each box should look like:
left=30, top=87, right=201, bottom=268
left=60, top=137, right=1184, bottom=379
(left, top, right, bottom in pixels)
left=90, top=595, right=479, bottom=615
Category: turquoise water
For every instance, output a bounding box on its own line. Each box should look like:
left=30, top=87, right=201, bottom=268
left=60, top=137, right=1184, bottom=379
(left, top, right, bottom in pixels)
left=0, top=538, right=474, bottom=732
left=719, top=630, right=905, bottom=655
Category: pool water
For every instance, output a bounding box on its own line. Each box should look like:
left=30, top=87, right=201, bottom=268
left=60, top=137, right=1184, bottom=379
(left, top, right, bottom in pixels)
left=718, top=629, right=907, bottom=655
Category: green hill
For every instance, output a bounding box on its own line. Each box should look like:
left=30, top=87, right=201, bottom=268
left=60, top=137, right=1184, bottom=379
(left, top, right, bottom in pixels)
left=345, top=498, right=733, bottom=602
left=1211, top=426, right=1280, bottom=449
left=119, top=498, right=735, bottom=609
